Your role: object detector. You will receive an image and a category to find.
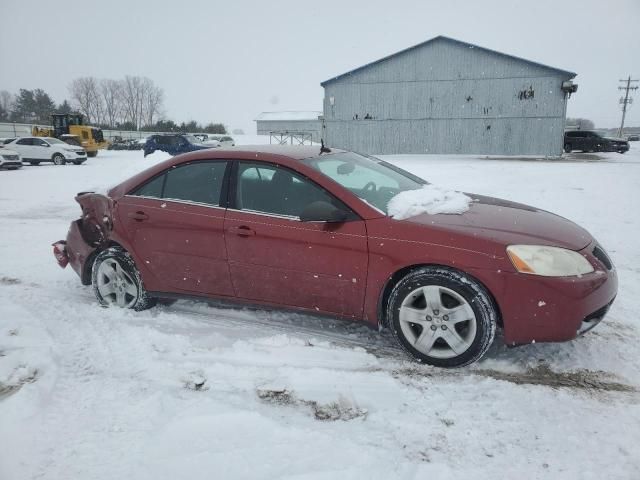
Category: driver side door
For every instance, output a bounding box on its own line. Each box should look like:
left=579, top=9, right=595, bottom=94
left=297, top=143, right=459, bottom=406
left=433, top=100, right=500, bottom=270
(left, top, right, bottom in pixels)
left=224, top=161, right=369, bottom=318
left=31, top=137, right=50, bottom=159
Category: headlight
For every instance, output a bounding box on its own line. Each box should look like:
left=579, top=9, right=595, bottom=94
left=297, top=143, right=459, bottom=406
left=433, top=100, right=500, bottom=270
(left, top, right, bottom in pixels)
left=506, top=245, right=594, bottom=277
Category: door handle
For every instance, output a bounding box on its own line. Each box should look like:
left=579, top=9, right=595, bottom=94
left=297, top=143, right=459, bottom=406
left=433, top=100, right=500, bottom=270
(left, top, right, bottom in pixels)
left=228, top=225, right=255, bottom=237
left=128, top=211, right=149, bottom=221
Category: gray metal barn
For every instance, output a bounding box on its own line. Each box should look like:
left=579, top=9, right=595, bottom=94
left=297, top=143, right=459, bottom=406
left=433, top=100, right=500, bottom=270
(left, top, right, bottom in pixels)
left=321, top=36, right=577, bottom=156
left=255, top=111, right=323, bottom=144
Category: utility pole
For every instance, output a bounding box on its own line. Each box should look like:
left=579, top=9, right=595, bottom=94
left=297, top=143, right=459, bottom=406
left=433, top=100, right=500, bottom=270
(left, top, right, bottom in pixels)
left=618, top=76, right=639, bottom=137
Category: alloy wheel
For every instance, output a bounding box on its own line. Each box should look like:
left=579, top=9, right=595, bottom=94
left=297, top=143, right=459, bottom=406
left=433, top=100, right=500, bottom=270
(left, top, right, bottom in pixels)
left=96, top=258, right=139, bottom=308
left=398, top=285, right=477, bottom=359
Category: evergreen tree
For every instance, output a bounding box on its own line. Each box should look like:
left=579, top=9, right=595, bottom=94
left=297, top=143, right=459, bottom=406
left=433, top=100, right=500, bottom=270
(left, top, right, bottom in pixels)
left=10, top=88, right=56, bottom=124
left=57, top=100, right=73, bottom=114
left=204, top=123, right=226, bottom=134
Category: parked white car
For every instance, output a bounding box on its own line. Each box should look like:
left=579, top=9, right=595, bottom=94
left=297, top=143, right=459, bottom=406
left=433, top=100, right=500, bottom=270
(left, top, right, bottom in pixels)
left=5, top=136, right=87, bottom=165
left=0, top=145, right=22, bottom=170
left=204, top=134, right=235, bottom=147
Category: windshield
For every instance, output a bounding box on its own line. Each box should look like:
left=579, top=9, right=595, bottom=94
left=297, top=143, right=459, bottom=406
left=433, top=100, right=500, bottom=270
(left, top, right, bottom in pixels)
left=303, top=151, right=425, bottom=213
left=45, top=138, right=66, bottom=144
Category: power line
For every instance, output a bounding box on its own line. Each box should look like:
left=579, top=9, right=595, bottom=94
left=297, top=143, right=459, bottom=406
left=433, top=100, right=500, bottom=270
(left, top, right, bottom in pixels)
left=618, top=76, right=639, bottom=137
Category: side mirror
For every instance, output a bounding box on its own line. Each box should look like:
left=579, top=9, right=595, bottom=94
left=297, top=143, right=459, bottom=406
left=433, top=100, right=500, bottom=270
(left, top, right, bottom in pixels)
left=300, top=201, right=348, bottom=223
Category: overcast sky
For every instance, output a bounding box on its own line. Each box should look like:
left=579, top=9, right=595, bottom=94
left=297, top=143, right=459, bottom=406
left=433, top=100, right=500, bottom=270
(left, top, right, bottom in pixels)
left=1, top=0, right=639, bottom=133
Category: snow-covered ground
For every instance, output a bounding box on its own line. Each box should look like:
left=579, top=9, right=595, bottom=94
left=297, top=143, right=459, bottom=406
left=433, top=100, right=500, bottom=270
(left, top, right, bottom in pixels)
left=1, top=139, right=639, bottom=479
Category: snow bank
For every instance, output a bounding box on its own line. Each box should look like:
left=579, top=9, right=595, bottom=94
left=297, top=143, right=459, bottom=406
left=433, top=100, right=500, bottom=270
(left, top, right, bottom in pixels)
left=387, top=185, right=473, bottom=219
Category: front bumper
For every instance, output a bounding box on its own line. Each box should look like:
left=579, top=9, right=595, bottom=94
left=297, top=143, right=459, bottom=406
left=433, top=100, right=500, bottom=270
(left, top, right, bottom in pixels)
left=474, top=242, right=618, bottom=346
left=604, top=143, right=629, bottom=153
left=66, top=152, right=87, bottom=162
left=0, top=161, right=23, bottom=169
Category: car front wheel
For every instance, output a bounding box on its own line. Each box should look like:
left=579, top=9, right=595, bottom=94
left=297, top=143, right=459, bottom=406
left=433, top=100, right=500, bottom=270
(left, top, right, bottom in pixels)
left=387, top=267, right=497, bottom=367
left=52, top=153, right=66, bottom=165
left=92, top=246, right=156, bottom=311
left=564, top=143, right=572, bottom=153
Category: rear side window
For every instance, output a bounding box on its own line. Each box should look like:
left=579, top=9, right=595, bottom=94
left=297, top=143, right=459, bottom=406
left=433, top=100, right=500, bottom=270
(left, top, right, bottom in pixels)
left=16, top=138, right=33, bottom=145
left=135, top=174, right=164, bottom=198
left=130, top=161, right=228, bottom=206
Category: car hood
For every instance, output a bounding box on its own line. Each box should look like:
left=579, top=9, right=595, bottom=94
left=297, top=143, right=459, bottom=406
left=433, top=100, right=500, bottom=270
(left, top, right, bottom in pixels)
left=401, top=193, right=592, bottom=251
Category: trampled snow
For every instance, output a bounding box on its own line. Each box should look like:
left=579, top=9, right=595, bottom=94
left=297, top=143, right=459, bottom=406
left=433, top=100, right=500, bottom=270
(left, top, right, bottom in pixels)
left=1, top=142, right=639, bottom=479
left=387, top=184, right=472, bottom=219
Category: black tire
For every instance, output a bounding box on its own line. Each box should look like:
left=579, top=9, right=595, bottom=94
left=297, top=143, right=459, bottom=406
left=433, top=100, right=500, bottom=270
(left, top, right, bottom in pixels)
left=29, top=161, right=40, bottom=166
left=387, top=266, right=497, bottom=368
left=72, top=161, right=84, bottom=165
left=564, top=143, right=572, bottom=153
left=52, top=153, right=66, bottom=165
left=87, top=151, right=97, bottom=158
left=91, top=246, right=156, bottom=311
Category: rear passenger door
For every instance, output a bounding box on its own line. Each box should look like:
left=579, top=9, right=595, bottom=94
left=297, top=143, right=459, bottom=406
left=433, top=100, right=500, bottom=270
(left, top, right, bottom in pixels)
left=117, top=160, right=234, bottom=297
left=13, top=138, right=34, bottom=159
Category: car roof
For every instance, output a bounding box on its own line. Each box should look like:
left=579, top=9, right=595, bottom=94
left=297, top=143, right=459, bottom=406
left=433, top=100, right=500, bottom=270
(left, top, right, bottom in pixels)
left=182, top=144, right=341, bottom=160
left=114, top=145, right=346, bottom=193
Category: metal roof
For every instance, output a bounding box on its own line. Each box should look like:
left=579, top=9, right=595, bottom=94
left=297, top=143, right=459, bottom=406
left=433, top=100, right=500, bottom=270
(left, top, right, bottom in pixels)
left=255, top=111, right=322, bottom=122
left=321, top=36, right=576, bottom=86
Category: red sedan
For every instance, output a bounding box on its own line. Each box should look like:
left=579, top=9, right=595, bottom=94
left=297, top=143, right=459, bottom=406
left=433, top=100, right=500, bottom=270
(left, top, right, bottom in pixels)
left=53, top=146, right=617, bottom=367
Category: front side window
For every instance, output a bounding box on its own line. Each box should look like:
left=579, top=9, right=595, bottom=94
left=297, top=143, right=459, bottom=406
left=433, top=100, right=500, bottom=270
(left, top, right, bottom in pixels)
left=131, top=161, right=228, bottom=206
left=303, top=152, right=425, bottom=214
left=235, top=162, right=347, bottom=218
left=32, top=138, right=47, bottom=146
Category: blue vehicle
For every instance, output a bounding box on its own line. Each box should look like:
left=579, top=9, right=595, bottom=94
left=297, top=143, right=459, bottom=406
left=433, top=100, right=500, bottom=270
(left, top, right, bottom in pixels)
left=143, top=134, right=211, bottom=157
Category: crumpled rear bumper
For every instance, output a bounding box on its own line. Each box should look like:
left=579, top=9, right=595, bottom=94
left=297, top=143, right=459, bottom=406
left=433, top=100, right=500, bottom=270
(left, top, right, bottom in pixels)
left=54, top=220, right=97, bottom=283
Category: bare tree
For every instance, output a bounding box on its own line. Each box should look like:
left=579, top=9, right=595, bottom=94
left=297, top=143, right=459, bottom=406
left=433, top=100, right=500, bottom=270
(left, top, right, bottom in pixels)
left=0, top=90, right=14, bottom=113
left=69, top=77, right=104, bottom=124
left=120, top=76, right=144, bottom=130
left=120, top=76, right=164, bottom=130
left=100, top=79, right=122, bottom=128
left=143, top=81, right=164, bottom=127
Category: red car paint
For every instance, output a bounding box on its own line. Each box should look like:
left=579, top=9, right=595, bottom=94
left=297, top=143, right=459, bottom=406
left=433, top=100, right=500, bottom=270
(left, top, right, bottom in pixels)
left=58, top=146, right=617, bottom=346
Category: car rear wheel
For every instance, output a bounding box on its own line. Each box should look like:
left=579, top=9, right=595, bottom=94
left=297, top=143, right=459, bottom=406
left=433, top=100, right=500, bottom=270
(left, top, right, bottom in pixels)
left=29, top=161, right=40, bottom=166
left=72, top=161, right=83, bottom=165
left=87, top=151, right=97, bottom=158
left=52, top=153, right=66, bottom=165
left=387, top=267, right=497, bottom=367
left=564, top=143, right=572, bottom=153
left=92, top=246, right=156, bottom=311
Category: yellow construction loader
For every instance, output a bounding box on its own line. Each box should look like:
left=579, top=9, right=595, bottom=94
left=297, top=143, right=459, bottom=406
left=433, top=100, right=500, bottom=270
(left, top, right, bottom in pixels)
left=32, top=114, right=109, bottom=157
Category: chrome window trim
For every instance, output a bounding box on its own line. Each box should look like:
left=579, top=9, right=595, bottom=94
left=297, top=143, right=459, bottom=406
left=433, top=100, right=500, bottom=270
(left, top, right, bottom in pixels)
left=124, top=194, right=225, bottom=211
left=227, top=207, right=300, bottom=221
